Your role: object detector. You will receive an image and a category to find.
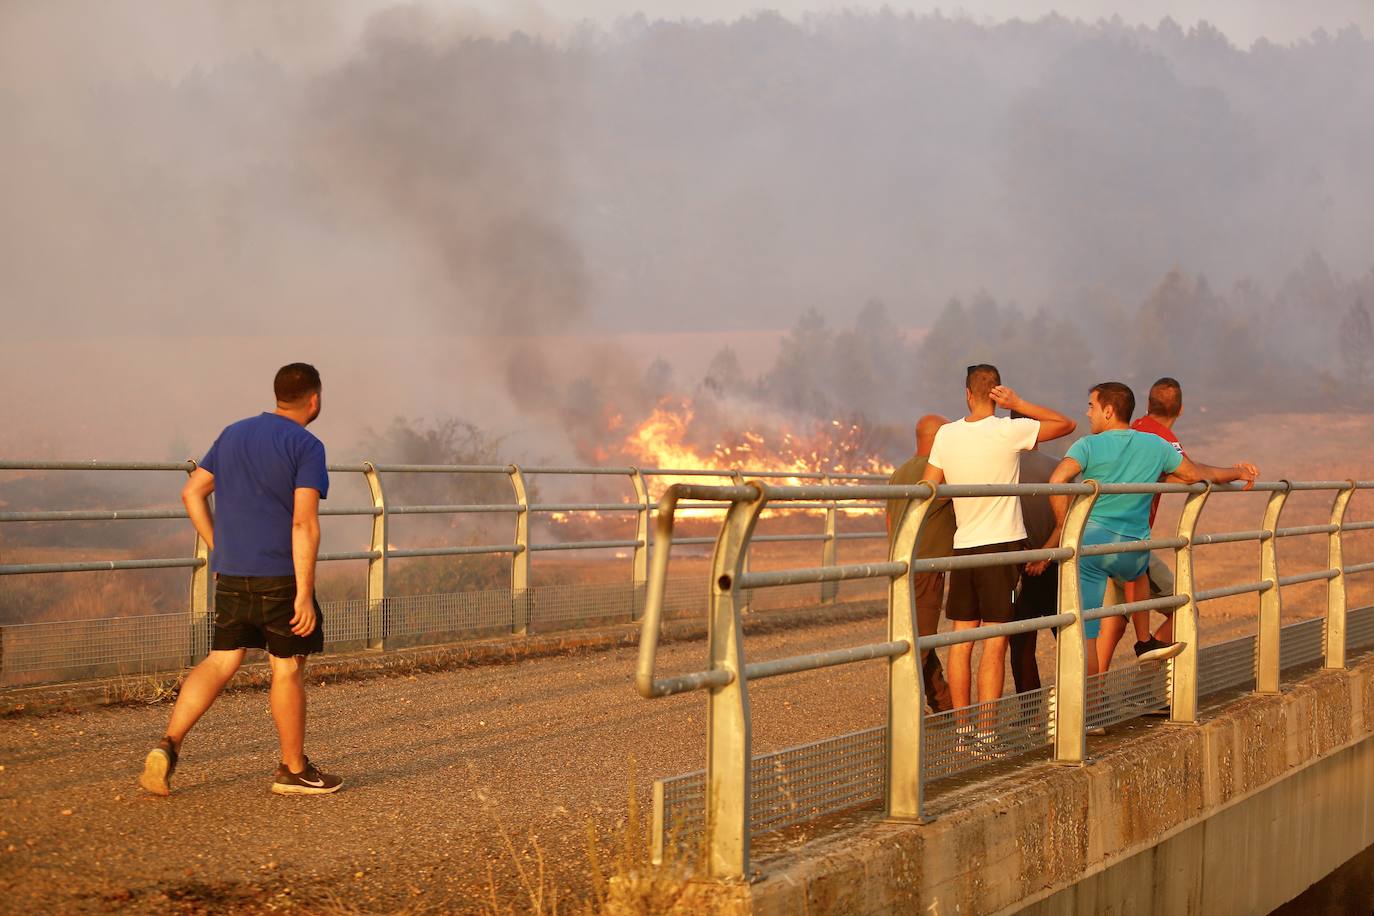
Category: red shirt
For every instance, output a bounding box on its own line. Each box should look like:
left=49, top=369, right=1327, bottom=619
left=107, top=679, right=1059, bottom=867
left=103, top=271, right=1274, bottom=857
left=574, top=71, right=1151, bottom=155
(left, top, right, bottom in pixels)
left=1131, top=416, right=1187, bottom=527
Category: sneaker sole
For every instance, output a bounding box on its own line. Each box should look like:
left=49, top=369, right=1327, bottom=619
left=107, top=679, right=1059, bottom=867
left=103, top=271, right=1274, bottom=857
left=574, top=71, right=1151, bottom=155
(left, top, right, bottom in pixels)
left=139, top=749, right=171, bottom=796
left=271, top=779, right=343, bottom=796
left=1137, top=642, right=1186, bottom=663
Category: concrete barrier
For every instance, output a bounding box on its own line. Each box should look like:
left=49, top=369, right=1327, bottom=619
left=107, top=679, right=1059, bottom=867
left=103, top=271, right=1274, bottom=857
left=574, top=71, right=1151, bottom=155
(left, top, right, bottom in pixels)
left=610, top=652, right=1374, bottom=914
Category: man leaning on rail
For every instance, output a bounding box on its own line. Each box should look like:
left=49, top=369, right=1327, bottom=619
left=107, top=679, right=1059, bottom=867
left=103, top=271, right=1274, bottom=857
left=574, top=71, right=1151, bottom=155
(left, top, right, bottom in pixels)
left=1028, top=381, right=1224, bottom=677
left=1093, top=376, right=1259, bottom=673
left=886, top=413, right=955, bottom=713
left=920, top=365, right=1076, bottom=732
left=139, top=363, right=343, bottom=797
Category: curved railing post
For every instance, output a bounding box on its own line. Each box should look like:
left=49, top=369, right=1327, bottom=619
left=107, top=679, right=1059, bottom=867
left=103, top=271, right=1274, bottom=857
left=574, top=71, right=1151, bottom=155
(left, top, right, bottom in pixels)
left=730, top=469, right=751, bottom=615
left=509, top=465, right=530, bottom=636
left=1257, top=482, right=1290, bottom=694
left=887, top=483, right=934, bottom=821
left=1324, top=481, right=1356, bottom=669
left=630, top=469, right=650, bottom=621
left=363, top=462, right=388, bottom=650
left=1169, top=482, right=1210, bottom=724
left=185, top=460, right=211, bottom=664
left=706, top=482, right=766, bottom=879
left=1053, top=482, right=1098, bottom=765
left=820, top=472, right=838, bottom=604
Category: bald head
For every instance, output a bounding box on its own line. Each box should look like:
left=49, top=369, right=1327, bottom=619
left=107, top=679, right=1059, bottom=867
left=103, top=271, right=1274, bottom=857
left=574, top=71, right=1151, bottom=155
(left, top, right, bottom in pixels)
left=916, top=414, right=949, bottom=456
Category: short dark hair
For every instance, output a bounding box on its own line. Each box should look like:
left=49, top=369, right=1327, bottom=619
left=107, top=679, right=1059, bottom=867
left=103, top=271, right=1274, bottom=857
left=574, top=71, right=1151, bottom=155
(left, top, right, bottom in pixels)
left=1090, top=381, right=1135, bottom=423
left=274, top=363, right=322, bottom=404
left=1147, top=377, right=1182, bottom=418
left=965, top=363, right=1001, bottom=401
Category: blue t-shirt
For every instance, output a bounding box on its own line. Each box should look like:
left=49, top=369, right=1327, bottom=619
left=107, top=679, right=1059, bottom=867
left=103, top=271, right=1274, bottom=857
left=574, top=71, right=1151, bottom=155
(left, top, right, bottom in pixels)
left=199, top=413, right=329, bottom=576
left=1066, top=429, right=1183, bottom=539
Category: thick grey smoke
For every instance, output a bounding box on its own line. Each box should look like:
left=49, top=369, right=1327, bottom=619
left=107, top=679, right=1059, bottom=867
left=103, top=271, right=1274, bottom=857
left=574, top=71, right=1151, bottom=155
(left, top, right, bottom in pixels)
left=2, top=3, right=1373, bottom=463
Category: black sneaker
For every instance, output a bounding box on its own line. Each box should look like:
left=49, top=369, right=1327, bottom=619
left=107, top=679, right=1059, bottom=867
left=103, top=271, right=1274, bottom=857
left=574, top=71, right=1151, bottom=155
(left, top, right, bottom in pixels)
left=271, top=757, right=343, bottom=795
left=139, top=739, right=178, bottom=796
left=1134, top=637, right=1185, bottom=663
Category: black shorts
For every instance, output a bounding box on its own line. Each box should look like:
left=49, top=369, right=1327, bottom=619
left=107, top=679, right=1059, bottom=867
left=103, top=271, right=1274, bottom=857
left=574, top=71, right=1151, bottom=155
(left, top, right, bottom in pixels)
left=212, top=574, right=324, bottom=658
left=947, top=540, right=1023, bottom=624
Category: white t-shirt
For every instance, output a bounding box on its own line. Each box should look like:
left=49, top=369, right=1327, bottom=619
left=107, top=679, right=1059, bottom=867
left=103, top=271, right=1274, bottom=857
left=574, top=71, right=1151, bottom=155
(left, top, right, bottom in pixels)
left=927, top=415, right=1041, bottom=549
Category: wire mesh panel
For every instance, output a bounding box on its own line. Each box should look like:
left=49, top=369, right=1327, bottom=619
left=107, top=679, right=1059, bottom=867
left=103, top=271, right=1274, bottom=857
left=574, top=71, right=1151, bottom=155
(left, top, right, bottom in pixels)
left=385, top=588, right=514, bottom=641
left=320, top=598, right=371, bottom=648
left=1279, top=616, right=1325, bottom=673
left=0, top=612, right=189, bottom=686
left=526, top=580, right=636, bottom=630
left=1198, top=634, right=1256, bottom=696
left=751, top=727, right=886, bottom=833
left=661, top=577, right=707, bottom=620
left=654, top=725, right=887, bottom=859
left=1348, top=604, right=1374, bottom=652
left=1085, top=661, right=1168, bottom=730
left=922, top=686, right=1053, bottom=782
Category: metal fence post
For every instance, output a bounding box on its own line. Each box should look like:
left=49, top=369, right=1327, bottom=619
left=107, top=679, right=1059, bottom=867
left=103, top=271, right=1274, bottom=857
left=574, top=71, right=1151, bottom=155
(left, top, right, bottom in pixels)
left=730, top=470, right=751, bottom=615
left=1325, top=481, right=1356, bottom=670
left=706, top=482, right=765, bottom=879
left=630, top=469, right=650, bottom=621
left=509, top=465, right=530, bottom=636
left=1169, top=483, right=1210, bottom=724
left=1256, top=482, right=1290, bottom=694
left=185, top=460, right=211, bottom=664
left=363, top=462, right=388, bottom=650
left=1053, top=482, right=1098, bottom=765
left=887, top=484, right=933, bottom=821
left=820, top=473, right=838, bottom=604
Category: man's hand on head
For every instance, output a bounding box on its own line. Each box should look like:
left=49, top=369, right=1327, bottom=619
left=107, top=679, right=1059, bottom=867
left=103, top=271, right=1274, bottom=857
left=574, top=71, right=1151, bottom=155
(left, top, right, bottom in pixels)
left=989, top=385, right=1021, bottom=411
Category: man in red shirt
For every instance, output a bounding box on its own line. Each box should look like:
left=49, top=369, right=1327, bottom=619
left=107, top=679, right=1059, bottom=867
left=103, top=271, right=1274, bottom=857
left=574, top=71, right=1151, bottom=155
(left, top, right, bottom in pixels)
left=1096, top=377, right=1261, bottom=671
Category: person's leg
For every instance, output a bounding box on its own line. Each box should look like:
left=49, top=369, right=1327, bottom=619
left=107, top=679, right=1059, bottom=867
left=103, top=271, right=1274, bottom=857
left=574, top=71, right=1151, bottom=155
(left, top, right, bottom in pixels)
left=913, top=572, right=953, bottom=712
left=269, top=653, right=308, bottom=773
left=944, top=564, right=979, bottom=721
left=1148, top=554, right=1177, bottom=642
left=1009, top=628, right=1039, bottom=692
left=1010, top=563, right=1054, bottom=692
left=948, top=620, right=979, bottom=712
left=1127, top=571, right=1153, bottom=643
left=1077, top=541, right=1110, bottom=680
left=1097, top=614, right=1127, bottom=673
left=164, top=649, right=246, bottom=747
left=977, top=634, right=1009, bottom=704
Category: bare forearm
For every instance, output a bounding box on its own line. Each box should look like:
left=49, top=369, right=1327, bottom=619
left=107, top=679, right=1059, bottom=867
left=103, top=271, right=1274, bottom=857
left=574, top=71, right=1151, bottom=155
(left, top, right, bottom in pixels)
left=184, top=495, right=215, bottom=550
left=292, top=521, right=320, bottom=596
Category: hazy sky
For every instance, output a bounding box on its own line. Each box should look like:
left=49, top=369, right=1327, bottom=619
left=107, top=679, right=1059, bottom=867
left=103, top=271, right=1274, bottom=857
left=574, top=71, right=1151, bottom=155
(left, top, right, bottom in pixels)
left=518, top=0, right=1370, bottom=45
left=3, top=0, right=1372, bottom=459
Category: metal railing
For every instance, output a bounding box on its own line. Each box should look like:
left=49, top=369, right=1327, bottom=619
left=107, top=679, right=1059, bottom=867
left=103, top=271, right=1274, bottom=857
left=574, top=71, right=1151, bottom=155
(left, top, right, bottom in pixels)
left=0, top=459, right=890, bottom=685
left=636, top=477, right=1374, bottom=878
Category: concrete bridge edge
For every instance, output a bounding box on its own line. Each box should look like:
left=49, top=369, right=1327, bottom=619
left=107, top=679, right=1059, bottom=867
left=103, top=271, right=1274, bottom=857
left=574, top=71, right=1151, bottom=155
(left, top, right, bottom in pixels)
left=608, top=654, right=1374, bottom=915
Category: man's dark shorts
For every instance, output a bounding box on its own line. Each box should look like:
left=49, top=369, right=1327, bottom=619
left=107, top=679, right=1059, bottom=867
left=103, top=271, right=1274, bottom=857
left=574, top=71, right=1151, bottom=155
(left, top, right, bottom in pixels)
left=1015, top=561, right=1059, bottom=630
left=947, top=540, right=1023, bottom=624
left=212, top=574, right=324, bottom=658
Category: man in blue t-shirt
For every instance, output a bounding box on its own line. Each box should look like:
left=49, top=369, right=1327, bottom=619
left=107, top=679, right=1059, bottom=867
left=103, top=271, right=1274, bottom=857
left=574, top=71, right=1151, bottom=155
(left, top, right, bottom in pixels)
left=1027, top=382, right=1209, bottom=676
left=140, top=363, right=343, bottom=797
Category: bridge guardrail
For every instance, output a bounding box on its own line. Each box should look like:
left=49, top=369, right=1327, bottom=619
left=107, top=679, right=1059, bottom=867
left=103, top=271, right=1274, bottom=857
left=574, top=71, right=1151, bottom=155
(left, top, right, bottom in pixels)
left=0, top=459, right=891, bottom=685
left=637, top=477, right=1374, bottom=878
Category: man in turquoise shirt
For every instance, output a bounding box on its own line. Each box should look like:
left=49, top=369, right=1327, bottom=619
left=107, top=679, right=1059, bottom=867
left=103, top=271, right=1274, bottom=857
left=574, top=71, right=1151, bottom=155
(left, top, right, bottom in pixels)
left=1028, top=382, right=1210, bottom=675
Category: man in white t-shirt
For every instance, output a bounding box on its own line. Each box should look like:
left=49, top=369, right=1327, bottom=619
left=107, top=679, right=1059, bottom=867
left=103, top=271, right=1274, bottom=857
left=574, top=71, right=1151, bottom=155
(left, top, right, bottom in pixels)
left=923, top=364, right=1076, bottom=717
